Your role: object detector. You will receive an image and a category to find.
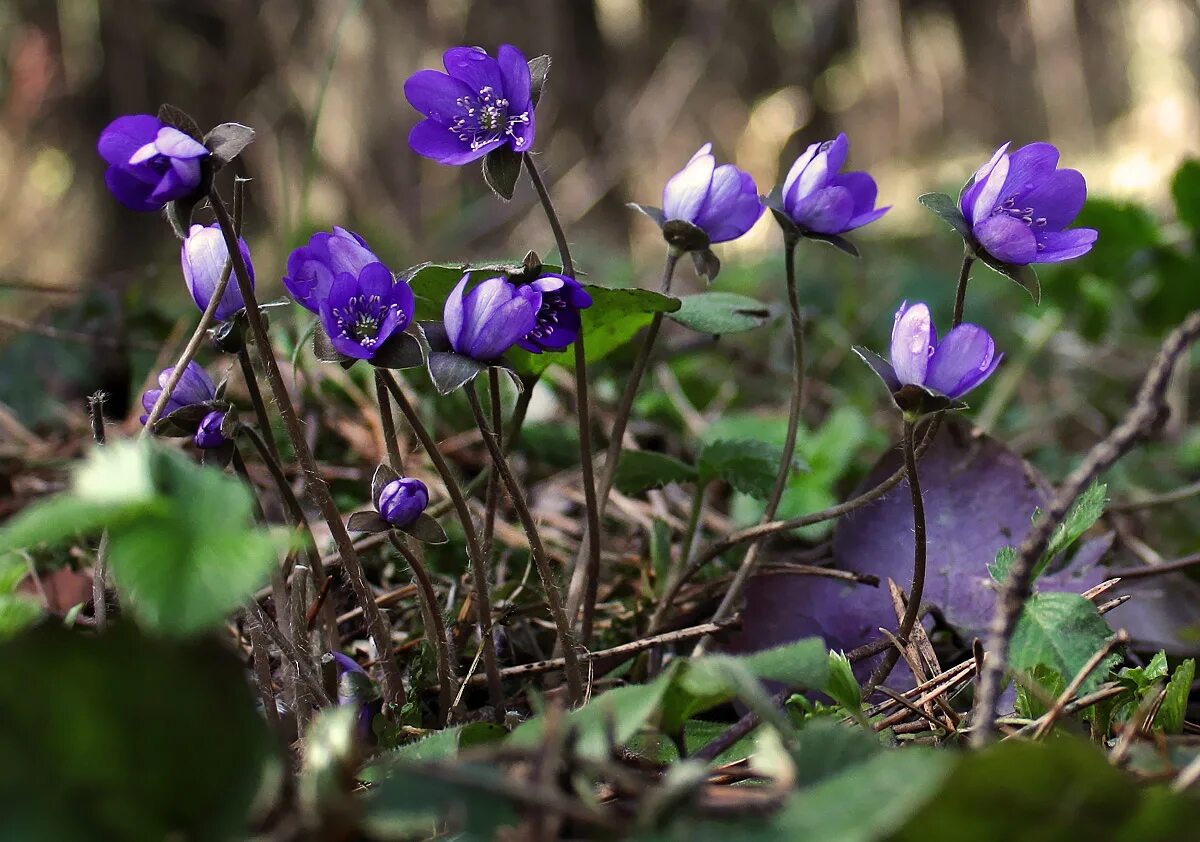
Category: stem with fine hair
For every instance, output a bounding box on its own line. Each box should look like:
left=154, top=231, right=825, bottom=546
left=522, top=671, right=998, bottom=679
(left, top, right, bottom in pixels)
left=207, top=187, right=405, bottom=708
left=862, top=418, right=926, bottom=698
left=566, top=250, right=681, bottom=622
left=238, top=346, right=280, bottom=462
left=466, top=383, right=584, bottom=705
left=693, top=238, right=804, bottom=653
left=378, top=370, right=505, bottom=715
left=375, top=369, right=403, bottom=471
left=951, top=250, right=975, bottom=328
left=482, top=369, right=504, bottom=558
left=523, top=154, right=605, bottom=644
left=388, top=533, right=457, bottom=725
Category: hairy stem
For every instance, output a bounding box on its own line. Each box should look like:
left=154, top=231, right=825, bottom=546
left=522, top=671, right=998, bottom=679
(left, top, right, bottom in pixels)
left=379, top=371, right=505, bottom=715
left=389, top=533, right=457, bottom=726
left=208, top=189, right=405, bottom=708
left=467, top=384, right=584, bottom=705
left=482, top=369, right=503, bottom=558
left=951, top=250, right=975, bottom=328
left=375, top=370, right=403, bottom=472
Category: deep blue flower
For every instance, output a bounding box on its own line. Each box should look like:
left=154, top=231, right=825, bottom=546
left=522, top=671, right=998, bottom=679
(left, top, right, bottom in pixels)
left=515, top=272, right=592, bottom=353
left=182, top=223, right=252, bottom=321
left=139, top=361, right=216, bottom=425
left=283, top=227, right=380, bottom=314
left=661, top=143, right=762, bottom=244
left=376, top=477, right=429, bottom=528
left=97, top=115, right=209, bottom=212
left=780, top=133, right=889, bottom=235
left=444, top=274, right=544, bottom=361
left=404, top=45, right=535, bottom=165
left=193, top=410, right=229, bottom=449
left=959, top=142, right=1098, bottom=265
left=885, top=302, right=1002, bottom=399
left=317, top=263, right=415, bottom=361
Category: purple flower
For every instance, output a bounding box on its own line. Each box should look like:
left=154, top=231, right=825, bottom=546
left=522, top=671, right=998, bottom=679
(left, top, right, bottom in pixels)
left=444, top=275, right=544, bottom=361
left=283, top=227, right=380, bottom=314
left=376, top=477, right=429, bottom=528
left=959, top=142, right=1098, bottom=265
left=404, top=45, right=535, bottom=165
left=514, top=273, right=593, bottom=353
left=661, top=143, right=762, bottom=244
left=97, top=115, right=209, bottom=212
left=887, top=302, right=1002, bottom=400
left=330, top=652, right=374, bottom=737
left=318, top=263, right=415, bottom=361
left=780, top=133, right=889, bottom=235
left=182, top=224, right=252, bottom=321
left=139, top=361, right=216, bottom=425
left=193, top=410, right=229, bottom=450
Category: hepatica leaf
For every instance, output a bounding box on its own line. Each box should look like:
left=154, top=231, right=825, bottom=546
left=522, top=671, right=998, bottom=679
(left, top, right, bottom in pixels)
left=1010, top=592, right=1119, bottom=695
left=613, top=450, right=697, bottom=495
left=669, top=291, right=772, bottom=335
left=698, top=438, right=801, bottom=499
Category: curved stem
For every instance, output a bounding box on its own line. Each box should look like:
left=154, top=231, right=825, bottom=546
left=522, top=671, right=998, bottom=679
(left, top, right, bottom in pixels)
left=951, top=250, right=975, bottom=328
left=567, top=251, right=680, bottom=622
left=389, top=533, right=457, bottom=726
left=375, top=370, right=403, bottom=472
left=208, top=189, right=405, bottom=709
left=238, top=347, right=280, bottom=462
left=694, top=240, right=803, bottom=650
left=523, top=154, right=605, bottom=644
left=379, top=370, right=505, bottom=716
left=862, top=419, right=926, bottom=698
left=466, top=384, right=584, bottom=705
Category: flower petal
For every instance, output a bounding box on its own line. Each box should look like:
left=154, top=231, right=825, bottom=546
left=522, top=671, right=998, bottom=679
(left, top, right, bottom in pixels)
left=98, top=115, right=161, bottom=165
left=973, top=214, right=1038, bottom=265
left=442, top=46, right=503, bottom=94
left=1034, top=227, right=1098, bottom=263
left=960, top=143, right=1010, bottom=223
left=969, top=151, right=1011, bottom=224
left=781, top=142, right=821, bottom=207
left=790, top=185, right=855, bottom=234
left=153, top=126, right=208, bottom=159
left=1023, top=169, right=1087, bottom=230
left=497, top=44, right=533, bottom=110
left=403, top=69, right=476, bottom=122
left=925, top=324, right=998, bottom=398
left=457, top=276, right=516, bottom=356
left=408, top=118, right=497, bottom=165
left=356, top=262, right=394, bottom=299
left=103, top=166, right=161, bottom=212
left=443, top=274, right=470, bottom=350
left=890, top=301, right=936, bottom=387
left=662, top=145, right=715, bottom=223
left=998, top=142, right=1060, bottom=201
left=468, top=294, right=537, bottom=360
left=695, top=165, right=762, bottom=242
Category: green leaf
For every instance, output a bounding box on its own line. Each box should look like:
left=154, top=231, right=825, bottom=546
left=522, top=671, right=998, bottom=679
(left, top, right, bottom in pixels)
left=0, top=594, right=41, bottom=640
left=1171, top=159, right=1200, bottom=235
left=1035, top=481, right=1106, bottom=579
left=918, top=192, right=972, bottom=239
left=1014, top=664, right=1067, bottom=720
left=988, top=545, right=1016, bottom=583
left=668, top=291, right=772, bottom=334
left=0, top=623, right=274, bottom=841
left=1157, top=658, right=1195, bottom=734
left=697, top=438, right=799, bottom=499
left=613, top=450, right=698, bottom=496
left=824, top=650, right=863, bottom=711
left=1010, top=592, right=1119, bottom=696
left=789, top=718, right=882, bottom=787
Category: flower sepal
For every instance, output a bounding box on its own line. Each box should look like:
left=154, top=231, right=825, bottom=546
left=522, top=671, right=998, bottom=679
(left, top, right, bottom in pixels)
left=482, top=145, right=523, bottom=201
left=347, top=508, right=446, bottom=544
left=918, top=192, right=972, bottom=240
left=974, top=250, right=1041, bottom=305
left=891, top=383, right=966, bottom=419
left=764, top=189, right=860, bottom=257
left=150, top=399, right=229, bottom=438
left=416, top=321, right=522, bottom=396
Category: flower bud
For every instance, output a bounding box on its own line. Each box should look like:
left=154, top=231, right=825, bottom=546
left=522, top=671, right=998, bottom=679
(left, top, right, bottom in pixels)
left=375, top=477, right=429, bottom=528
left=283, top=227, right=380, bottom=314
left=97, top=114, right=209, bottom=212
left=182, top=224, right=252, bottom=322
left=193, top=410, right=229, bottom=449
left=661, top=143, right=762, bottom=245
left=780, top=133, right=888, bottom=235
left=444, top=275, right=543, bottom=361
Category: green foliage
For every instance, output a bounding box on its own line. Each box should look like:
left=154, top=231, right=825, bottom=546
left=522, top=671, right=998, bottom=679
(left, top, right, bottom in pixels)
left=1010, top=592, right=1119, bottom=696
left=1158, top=659, right=1195, bottom=735
left=823, top=650, right=863, bottom=712
left=988, top=481, right=1106, bottom=584
left=1171, top=159, right=1200, bottom=236
left=614, top=450, right=698, bottom=495
left=697, top=438, right=797, bottom=499
left=0, top=556, right=40, bottom=640
left=668, top=291, right=772, bottom=334
left=1015, top=664, right=1067, bottom=720
left=0, top=623, right=275, bottom=841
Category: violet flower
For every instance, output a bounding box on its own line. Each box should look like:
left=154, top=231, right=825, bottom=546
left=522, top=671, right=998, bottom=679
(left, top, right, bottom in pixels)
left=318, top=263, right=415, bottom=361
left=283, top=227, right=381, bottom=314
left=404, top=45, right=535, bottom=165
left=443, top=274, right=545, bottom=362
left=515, top=272, right=593, bottom=353
left=139, top=361, right=216, bottom=425
left=779, top=133, right=889, bottom=235
left=661, top=143, right=762, bottom=244
left=97, top=115, right=209, bottom=212
left=193, top=410, right=229, bottom=450
left=182, top=223, right=252, bottom=321
left=959, top=142, right=1097, bottom=265
left=376, top=477, right=429, bottom=528
left=329, top=652, right=374, bottom=738
left=873, top=301, right=1003, bottom=401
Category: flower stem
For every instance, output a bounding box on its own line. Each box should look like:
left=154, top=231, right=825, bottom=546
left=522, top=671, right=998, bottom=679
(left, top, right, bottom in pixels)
left=378, top=370, right=506, bottom=717
left=862, top=418, right=926, bottom=698
left=523, top=154, right=605, bottom=644
left=692, top=239, right=804, bottom=653
left=388, top=532, right=457, bottom=726
left=375, top=369, right=403, bottom=471
left=566, top=250, right=680, bottom=623
left=482, top=369, right=504, bottom=559
left=237, top=347, right=281, bottom=462
left=207, top=187, right=406, bottom=709
left=466, top=383, right=584, bottom=705
left=951, top=249, right=975, bottom=328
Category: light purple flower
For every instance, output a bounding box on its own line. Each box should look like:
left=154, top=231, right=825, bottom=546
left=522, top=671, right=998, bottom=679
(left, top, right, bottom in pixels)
left=959, top=142, right=1098, bottom=265
left=404, top=45, right=535, bottom=165
left=515, top=272, right=592, bottom=354
left=182, top=223, right=252, bottom=321
left=317, top=263, right=415, bottom=361
left=887, top=302, right=1002, bottom=399
left=444, top=275, right=545, bottom=361
left=780, top=133, right=889, bottom=235
left=97, top=115, right=208, bottom=212
left=661, top=144, right=762, bottom=244
left=193, top=410, right=229, bottom=450
left=139, top=361, right=216, bottom=425
left=283, top=227, right=381, bottom=314
left=376, top=477, right=429, bottom=528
